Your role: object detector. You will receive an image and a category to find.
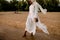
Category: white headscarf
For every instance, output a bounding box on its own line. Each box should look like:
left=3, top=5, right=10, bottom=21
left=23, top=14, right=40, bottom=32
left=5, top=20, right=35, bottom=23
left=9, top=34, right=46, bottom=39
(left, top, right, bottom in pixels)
left=30, top=0, right=36, bottom=3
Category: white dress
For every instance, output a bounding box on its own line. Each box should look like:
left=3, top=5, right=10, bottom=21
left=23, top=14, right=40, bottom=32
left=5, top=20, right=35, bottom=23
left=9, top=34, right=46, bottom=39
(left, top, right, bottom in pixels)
left=25, top=1, right=49, bottom=35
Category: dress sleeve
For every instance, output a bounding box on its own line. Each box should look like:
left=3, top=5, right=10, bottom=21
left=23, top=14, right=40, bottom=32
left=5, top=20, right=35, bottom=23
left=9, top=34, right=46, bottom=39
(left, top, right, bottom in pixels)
left=34, top=4, right=38, bottom=18
left=37, top=2, right=47, bottom=14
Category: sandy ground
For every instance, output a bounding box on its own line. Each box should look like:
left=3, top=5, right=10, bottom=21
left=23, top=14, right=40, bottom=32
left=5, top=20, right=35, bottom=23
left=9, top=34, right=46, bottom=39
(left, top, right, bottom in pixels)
left=0, top=12, right=60, bottom=40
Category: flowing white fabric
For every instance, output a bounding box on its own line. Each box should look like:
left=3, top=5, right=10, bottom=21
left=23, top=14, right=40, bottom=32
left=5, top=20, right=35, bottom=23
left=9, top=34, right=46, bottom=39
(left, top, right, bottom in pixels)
left=25, top=1, right=49, bottom=35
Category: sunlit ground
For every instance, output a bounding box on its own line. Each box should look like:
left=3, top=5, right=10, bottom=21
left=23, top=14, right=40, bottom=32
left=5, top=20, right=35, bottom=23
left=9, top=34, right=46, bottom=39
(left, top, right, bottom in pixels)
left=0, top=12, right=60, bottom=40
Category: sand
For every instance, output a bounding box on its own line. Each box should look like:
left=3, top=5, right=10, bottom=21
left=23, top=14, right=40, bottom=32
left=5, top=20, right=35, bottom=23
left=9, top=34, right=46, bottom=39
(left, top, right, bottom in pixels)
left=0, top=12, right=60, bottom=40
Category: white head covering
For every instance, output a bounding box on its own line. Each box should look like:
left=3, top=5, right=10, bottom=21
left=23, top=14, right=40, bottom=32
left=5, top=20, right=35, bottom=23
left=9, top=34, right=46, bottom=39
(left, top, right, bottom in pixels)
left=30, top=0, right=36, bottom=3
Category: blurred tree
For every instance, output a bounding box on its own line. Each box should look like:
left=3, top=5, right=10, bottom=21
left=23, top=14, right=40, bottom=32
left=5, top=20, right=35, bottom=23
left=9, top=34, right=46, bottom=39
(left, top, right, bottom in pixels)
left=46, top=0, right=59, bottom=11
left=19, top=0, right=27, bottom=11
left=37, top=0, right=59, bottom=12
left=0, top=0, right=10, bottom=11
left=10, top=0, right=18, bottom=11
left=0, top=0, right=59, bottom=11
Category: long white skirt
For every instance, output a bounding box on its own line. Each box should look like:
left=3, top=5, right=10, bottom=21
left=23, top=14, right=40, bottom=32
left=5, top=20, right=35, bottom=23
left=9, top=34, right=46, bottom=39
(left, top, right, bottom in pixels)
left=25, top=16, right=49, bottom=35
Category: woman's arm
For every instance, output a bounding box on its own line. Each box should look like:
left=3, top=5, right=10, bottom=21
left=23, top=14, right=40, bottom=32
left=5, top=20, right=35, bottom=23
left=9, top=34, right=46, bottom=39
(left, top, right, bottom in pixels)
left=37, top=2, right=47, bottom=14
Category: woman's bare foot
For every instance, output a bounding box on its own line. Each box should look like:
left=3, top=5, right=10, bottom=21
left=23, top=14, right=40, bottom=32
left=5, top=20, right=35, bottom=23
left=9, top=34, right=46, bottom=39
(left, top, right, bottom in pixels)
left=31, top=33, right=33, bottom=36
left=23, top=31, right=27, bottom=37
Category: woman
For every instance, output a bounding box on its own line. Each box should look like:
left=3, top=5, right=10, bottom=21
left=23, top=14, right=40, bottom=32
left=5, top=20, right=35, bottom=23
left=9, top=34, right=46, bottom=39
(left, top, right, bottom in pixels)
left=23, top=0, right=49, bottom=37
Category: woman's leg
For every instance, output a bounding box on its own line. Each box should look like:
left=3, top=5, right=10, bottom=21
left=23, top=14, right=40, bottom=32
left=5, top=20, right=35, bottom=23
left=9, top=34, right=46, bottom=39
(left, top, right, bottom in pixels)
left=36, top=21, right=49, bottom=34
left=23, top=31, right=27, bottom=37
left=30, top=18, right=36, bottom=36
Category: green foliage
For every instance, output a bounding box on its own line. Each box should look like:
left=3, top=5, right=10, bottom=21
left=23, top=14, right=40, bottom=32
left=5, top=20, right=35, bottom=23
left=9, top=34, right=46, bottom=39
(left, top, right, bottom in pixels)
left=37, top=0, right=60, bottom=12
left=0, top=0, right=60, bottom=12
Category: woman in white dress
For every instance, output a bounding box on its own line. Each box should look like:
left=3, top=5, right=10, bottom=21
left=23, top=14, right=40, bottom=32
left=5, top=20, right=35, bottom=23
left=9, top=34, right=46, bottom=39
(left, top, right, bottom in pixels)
left=23, top=0, right=49, bottom=37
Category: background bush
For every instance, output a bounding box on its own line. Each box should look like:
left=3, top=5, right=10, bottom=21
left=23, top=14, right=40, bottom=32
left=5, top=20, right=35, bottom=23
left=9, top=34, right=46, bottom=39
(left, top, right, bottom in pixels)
left=0, top=0, right=60, bottom=12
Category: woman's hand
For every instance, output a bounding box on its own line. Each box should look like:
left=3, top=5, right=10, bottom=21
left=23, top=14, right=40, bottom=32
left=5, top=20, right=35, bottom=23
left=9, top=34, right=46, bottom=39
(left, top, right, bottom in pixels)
left=34, top=18, right=38, bottom=22
left=43, top=9, right=47, bottom=14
